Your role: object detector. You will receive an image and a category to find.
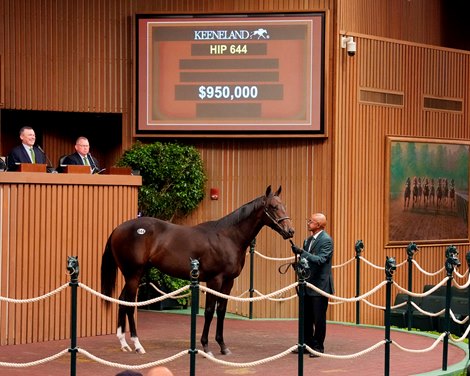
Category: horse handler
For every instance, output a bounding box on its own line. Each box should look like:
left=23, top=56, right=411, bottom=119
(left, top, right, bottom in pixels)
left=291, top=212, right=335, bottom=357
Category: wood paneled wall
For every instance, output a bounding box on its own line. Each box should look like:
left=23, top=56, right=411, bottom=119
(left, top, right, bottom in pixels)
left=0, top=0, right=469, bottom=330
left=333, top=34, right=470, bottom=325
left=0, top=173, right=140, bottom=344
left=338, top=0, right=444, bottom=46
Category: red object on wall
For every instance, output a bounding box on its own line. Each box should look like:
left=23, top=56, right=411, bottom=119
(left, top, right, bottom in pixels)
left=210, top=188, right=219, bottom=200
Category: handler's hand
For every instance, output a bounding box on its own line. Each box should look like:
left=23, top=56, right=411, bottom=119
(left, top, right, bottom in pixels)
left=291, top=244, right=303, bottom=255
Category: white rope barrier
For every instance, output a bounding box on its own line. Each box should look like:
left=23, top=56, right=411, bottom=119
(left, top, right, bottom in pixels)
left=305, top=280, right=388, bottom=303
left=253, top=250, right=294, bottom=262
left=452, top=277, right=470, bottom=289
left=453, top=269, right=469, bottom=279
left=0, top=283, right=69, bottom=303
left=0, top=349, right=69, bottom=367
left=358, top=256, right=385, bottom=270
left=449, top=322, right=470, bottom=342
left=253, top=289, right=297, bottom=301
left=392, top=333, right=446, bottom=353
left=78, top=348, right=188, bottom=370
left=450, top=310, right=469, bottom=325
left=147, top=282, right=191, bottom=299
left=79, top=283, right=190, bottom=306
left=199, top=346, right=296, bottom=367
left=394, top=277, right=449, bottom=298
left=332, top=257, right=355, bottom=269
left=200, top=283, right=298, bottom=302
left=411, top=259, right=445, bottom=276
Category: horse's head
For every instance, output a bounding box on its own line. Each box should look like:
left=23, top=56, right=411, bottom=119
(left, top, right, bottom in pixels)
left=263, top=185, right=295, bottom=239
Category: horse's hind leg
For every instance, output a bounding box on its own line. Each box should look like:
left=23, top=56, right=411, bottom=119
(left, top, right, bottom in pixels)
left=116, top=304, right=132, bottom=352
left=117, top=278, right=146, bottom=354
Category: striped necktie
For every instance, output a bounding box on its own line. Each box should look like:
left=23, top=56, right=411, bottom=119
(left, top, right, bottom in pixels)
left=83, top=156, right=89, bottom=166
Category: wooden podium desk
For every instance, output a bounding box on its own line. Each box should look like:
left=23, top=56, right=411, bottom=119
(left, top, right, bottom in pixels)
left=0, top=172, right=141, bottom=345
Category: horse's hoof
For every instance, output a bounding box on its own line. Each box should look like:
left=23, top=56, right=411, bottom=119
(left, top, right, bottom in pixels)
left=121, top=345, right=132, bottom=352
left=221, top=348, right=232, bottom=355
left=135, top=347, right=146, bottom=355
left=204, top=351, right=214, bottom=357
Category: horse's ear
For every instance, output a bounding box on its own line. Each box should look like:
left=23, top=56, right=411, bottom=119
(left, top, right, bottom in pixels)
left=265, top=185, right=272, bottom=197
left=274, top=186, right=282, bottom=196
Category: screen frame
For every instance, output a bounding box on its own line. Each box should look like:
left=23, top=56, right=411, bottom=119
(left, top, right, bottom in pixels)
left=135, top=12, right=326, bottom=137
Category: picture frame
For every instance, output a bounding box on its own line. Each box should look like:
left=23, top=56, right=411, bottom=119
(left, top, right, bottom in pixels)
left=385, top=136, right=470, bottom=245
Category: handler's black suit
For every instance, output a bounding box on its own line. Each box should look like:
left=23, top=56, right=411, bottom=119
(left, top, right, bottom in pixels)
left=7, top=145, right=50, bottom=172
left=61, top=152, right=100, bottom=172
left=298, top=230, right=334, bottom=353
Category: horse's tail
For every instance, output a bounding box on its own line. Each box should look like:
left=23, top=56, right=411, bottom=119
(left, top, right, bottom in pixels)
left=101, top=232, right=117, bottom=308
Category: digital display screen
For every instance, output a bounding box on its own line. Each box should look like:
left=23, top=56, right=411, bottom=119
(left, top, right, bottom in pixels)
left=136, top=14, right=325, bottom=134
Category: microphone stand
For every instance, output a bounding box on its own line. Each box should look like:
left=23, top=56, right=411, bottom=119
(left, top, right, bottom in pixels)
left=88, top=153, right=99, bottom=174
left=37, top=145, right=56, bottom=173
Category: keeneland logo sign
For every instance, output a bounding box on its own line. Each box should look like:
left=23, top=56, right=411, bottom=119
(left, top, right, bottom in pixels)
left=193, top=28, right=270, bottom=40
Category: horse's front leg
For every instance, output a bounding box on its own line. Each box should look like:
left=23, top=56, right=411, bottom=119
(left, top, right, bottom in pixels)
left=201, top=292, right=217, bottom=356
left=215, top=296, right=231, bottom=355
left=214, top=279, right=234, bottom=355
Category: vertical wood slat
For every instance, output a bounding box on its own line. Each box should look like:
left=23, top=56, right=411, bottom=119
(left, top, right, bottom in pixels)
left=0, top=174, right=139, bottom=345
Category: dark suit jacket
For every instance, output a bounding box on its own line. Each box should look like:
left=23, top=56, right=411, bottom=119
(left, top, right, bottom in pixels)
left=300, top=231, right=335, bottom=296
left=7, top=145, right=48, bottom=171
left=61, top=152, right=100, bottom=172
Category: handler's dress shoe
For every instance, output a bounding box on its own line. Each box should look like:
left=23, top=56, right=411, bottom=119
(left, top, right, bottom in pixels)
left=291, top=347, right=308, bottom=354
left=309, top=349, right=324, bottom=358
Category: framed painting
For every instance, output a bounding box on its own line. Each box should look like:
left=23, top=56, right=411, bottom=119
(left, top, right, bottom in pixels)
left=385, top=136, right=470, bottom=245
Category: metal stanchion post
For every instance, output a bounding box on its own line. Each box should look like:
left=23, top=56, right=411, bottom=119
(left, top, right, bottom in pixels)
left=355, top=240, right=364, bottom=325
left=442, top=245, right=460, bottom=371
left=66, top=256, right=79, bottom=376
left=249, top=238, right=256, bottom=319
left=406, top=242, right=418, bottom=331
left=384, top=256, right=396, bottom=376
left=295, top=257, right=310, bottom=376
left=466, top=251, right=470, bottom=357
left=189, top=259, right=200, bottom=376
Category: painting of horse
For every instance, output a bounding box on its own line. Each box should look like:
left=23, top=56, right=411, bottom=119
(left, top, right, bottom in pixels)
left=101, top=186, right=294, bottom=355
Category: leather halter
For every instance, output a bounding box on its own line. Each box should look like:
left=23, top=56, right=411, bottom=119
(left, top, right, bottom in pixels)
left=264, top=207, right=290, bottom=232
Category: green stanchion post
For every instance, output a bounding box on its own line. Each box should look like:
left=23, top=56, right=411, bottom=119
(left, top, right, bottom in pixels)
left=295, top=257, right=310, bottom=376
left=406, top=242, right=418, bottom=331
left=189, top=258, right=200, bottom=376
left=466, top=251, right=470, bottom=358
left=249, top=238, right=256, bottom=319
left=66, top=256, right=79, bottom=376
left=384, top=256, right=396, bottom=376
left=355, top=240, right=364, bottom=325
left=442, top=245, right=460, bottom=371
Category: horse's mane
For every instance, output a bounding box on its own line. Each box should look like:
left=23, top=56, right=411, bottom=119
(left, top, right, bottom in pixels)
left=199, top=195, right=264, bottom=229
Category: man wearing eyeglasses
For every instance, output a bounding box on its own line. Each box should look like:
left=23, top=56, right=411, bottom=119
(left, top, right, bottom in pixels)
left=291, top=212, right=334, bottom=358
left=61, top=136, right=101, bottom=173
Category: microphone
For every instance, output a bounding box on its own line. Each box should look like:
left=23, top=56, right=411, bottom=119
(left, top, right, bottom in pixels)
left=37, top=145, right=56, bottom=173
left=87, top=153, right=98, bottom=174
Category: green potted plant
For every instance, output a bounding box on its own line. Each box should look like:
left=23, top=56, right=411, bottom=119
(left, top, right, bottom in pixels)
left=117, top=141, right=206, bottom=309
